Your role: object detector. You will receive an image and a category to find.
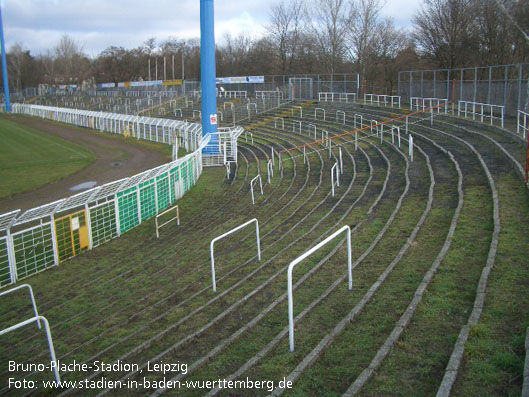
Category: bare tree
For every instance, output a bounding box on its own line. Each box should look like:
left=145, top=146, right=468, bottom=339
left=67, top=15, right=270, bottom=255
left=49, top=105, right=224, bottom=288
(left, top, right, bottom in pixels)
left=8, top=43, right=26, bottom=92
left=54, top=34, right=90, bottom=85
left=311, top=0, right=353, bottom=74
left=372, top=18, right=411, bottom=93
left=348, top=0, right=384, bottom=81
left=412, top=0, right=477, bottom=69
left=266, top=0, right=305, bottom=75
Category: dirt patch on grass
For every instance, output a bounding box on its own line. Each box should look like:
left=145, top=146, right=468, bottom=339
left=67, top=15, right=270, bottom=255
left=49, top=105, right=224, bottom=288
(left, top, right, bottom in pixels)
left=0, top=115, right=169, bottom=214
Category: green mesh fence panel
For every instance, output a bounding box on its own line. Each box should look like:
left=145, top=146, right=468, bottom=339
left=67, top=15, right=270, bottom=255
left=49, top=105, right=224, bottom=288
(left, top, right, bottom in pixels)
left=188, top=158, right=195, bottom=187
left=182, top=160, right=190, bottom=193
left=169, top=166, right=180, bottom=203
left=90, top=202, right=117, bottom=247
left=117, top=187, right=139, bottom=234
left=13, top=224, right=55, bottom=280
left=156, top=173, right=171, bottom=211
left=139, top=179, right=156, bottom=221
left=0, top=237, right=11, bottom=287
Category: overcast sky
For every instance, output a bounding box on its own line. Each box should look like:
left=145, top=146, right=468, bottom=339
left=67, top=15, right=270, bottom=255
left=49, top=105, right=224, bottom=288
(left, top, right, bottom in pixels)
left=1, top=0, right=423, bottom=57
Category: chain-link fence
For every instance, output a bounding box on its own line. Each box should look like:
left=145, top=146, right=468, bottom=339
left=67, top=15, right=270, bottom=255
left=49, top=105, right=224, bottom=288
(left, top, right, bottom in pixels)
left=398, top=63, right=529, bottom=116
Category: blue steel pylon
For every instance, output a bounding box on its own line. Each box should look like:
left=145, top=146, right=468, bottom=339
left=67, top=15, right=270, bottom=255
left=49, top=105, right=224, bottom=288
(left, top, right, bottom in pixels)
left=0, top=3, right=10, bottom=112
left=200, top=0, right=219, bottom=153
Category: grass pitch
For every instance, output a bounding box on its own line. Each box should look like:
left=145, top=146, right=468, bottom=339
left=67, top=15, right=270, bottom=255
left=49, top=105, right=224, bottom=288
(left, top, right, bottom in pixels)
left=0, top=117, right=96, bottom=199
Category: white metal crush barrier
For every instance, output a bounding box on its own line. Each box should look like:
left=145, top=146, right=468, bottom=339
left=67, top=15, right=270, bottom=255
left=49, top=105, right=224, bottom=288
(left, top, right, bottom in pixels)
left=155, top=205, right=180, bottom=239
left=287, top=225, right=352, bottom=351
left=318, top=92, right=357, bottom=102
left=364, top=94, right=401, bottom=108
left=458, top=100, right=505, bottom=128
left=210, top=218, right=261, bottom=292
left=518, top=110, right=528, bottom=138
left=411, top=97, right=448, bottom=114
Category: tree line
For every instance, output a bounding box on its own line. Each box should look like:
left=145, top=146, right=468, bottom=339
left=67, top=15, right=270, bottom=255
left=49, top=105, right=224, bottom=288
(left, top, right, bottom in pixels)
left=5, top=0, right=529, bottom=95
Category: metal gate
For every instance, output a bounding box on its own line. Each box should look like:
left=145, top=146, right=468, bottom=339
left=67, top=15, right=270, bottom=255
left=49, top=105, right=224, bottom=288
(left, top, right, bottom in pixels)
left=54, top=210, right=89, bottom=262
left=289, top=78, right=313, bottom=100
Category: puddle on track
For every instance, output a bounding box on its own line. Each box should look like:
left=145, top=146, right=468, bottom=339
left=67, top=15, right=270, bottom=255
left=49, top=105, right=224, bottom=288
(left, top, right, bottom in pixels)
left=69, top=181, right=98, bottom=191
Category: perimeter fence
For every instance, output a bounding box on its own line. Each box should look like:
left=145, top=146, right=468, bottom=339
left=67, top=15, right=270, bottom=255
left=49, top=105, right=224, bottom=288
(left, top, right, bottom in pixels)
left=398, top=63, right=529, bottom=117
left=0, top=104, right=212, bottom=288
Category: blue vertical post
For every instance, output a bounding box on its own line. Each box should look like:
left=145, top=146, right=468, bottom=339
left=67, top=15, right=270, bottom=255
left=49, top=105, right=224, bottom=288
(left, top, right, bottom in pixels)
left=200, top=0, right=219, bottom=153
left=0, top=4, right=10, bottom=112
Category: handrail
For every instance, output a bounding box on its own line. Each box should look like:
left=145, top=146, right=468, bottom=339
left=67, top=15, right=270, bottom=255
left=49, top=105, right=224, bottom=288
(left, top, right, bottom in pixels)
left=210, top=219, right=261, bottom=292
left=287, top=225, right=352, bottom=351
left=0, top=315, right=60, bottom=382
left=0, top=284, right=41, bottom=329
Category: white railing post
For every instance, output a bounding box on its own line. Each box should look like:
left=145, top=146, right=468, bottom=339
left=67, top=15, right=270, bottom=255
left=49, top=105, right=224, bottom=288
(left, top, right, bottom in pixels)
left=288, top=225, right=352, bottom=351
left=250, top=175, right=263, bottom=204
left=339, top=146, right=343, bottom=174
left=210, top=219, right=261, bottom=292
left=331, top=163, right=338, bottom=197
left=409, top=134, right=414, bottom=162
left=430, top=107, right=434, bottom=126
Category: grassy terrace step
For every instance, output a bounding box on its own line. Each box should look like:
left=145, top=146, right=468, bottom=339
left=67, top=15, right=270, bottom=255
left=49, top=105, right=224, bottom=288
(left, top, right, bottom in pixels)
left=171, top=136, right=406, bottom=392
left=353, top=123, right=498, bottom=396
left=428, top=125, right=528, bottom=396
left=88, top=132, right=360, bottom=390
left=242, top=141, right=434, bottom=396
left=130, top=140, right=374, bottom=388
left=179, top=141, right=390, bottom=396
left=140, top=141, right=377, bottom=394
left=455, top=174, right=529, bottom=396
